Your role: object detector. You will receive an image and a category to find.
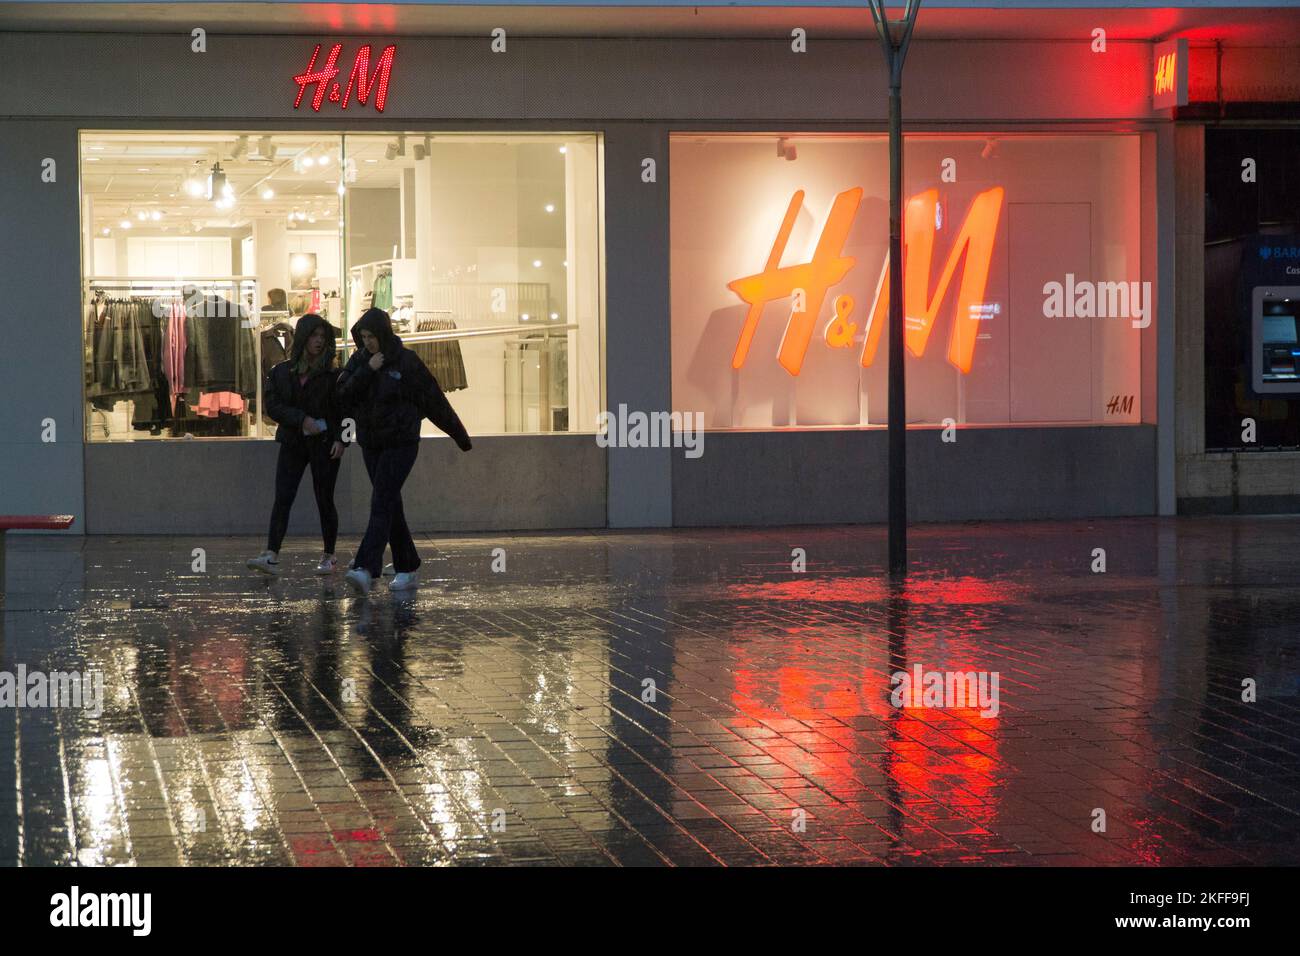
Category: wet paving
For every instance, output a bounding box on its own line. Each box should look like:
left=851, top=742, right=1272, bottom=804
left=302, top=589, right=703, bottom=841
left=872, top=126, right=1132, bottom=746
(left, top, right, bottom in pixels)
left=1, top=516, right=1298, bottom=866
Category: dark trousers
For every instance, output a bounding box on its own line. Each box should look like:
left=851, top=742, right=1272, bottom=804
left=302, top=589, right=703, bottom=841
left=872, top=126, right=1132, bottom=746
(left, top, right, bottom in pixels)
left=267, top=439, right=340, bottom=554
left=354, top=442, right=421, bottom=578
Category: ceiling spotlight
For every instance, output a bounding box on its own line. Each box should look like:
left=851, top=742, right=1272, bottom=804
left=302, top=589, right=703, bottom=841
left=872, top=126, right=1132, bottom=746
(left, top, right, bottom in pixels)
left=185, top=177, right=206, bottom=198
left=261, top=187, right=274, bottom=200
left=532, top=259, right=542, bottom=268
left=545, top=203, right=555, bottom=213
left=231, top=135, right=248, bottom=160
left=101, top=227, right=110, bottom=236
left=258, top=136, right=276, bottom=160
left=120, top=219, right=131, bottom=230
left=981, top=138, right=998, bottom=160
left=136, top=210, right=147, bottom=221
left=302, top=156, right=315, bottom=168
left=776, top=137, right=797, bottom=161
left=385, top=141, right=398, bottom=161
left=413, top=135, right=433, bottom=161
left=318, top=154, right=330, bottom=166
left=150, top=210, right=162, bottom=221
left=550, top=312, right=559, bottom=320
left=207, top=161, right=227, bottom=202
left=558, top=146, right=567, bottom=154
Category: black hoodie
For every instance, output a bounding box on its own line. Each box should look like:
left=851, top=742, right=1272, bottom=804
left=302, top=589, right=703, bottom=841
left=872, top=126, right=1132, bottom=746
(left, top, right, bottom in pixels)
left=336, top=307, right=472, bottom=451
left=263, top=313, right=344, bottom=448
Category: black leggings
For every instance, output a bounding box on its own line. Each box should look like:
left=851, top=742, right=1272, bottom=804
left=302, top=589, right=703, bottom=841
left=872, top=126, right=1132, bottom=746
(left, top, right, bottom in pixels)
left=267, top=439, right=341, bottom=554
left=353, top=442, right=421, bottom=578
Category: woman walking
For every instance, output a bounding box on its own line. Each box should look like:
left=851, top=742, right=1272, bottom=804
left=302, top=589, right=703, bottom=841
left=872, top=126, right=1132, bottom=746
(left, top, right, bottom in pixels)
left=247, top=313, right=346, bottom=576
left=337, top=307, right=472, bottom=596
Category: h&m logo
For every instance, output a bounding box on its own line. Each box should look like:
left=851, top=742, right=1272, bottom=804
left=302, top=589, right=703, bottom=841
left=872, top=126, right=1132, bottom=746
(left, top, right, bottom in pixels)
left=728, top=185, right=1004, bottom=376
left=1154, top=51, right=1178, bottom=97
left=293, top=43, right=396, bottom=113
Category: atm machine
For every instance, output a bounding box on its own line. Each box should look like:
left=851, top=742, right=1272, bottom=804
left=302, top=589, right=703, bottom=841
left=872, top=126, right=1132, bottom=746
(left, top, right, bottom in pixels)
left=1251, top=287, right=1300, bottom=395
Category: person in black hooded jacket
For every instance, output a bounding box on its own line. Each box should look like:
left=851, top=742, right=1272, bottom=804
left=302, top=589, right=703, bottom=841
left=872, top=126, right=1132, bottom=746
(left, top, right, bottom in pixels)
left=247, top=313, right=347, bottom=577
left=337, top=307, right=472, bottom=595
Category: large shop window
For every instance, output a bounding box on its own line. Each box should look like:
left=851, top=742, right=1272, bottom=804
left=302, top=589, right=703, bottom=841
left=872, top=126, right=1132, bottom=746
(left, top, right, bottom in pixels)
left=670, top=133, right=1147, bottom=428
left=81, top=131, right=603, bottom=440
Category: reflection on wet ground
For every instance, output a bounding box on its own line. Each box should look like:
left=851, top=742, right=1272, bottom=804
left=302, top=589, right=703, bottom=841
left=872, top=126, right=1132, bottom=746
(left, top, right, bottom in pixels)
left=1, top=517, right=1297, bottom=866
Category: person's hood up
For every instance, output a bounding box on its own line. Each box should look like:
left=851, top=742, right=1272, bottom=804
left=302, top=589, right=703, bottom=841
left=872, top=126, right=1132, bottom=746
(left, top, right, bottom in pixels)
left=351, top=307, right=403, bottom=359
left=289, top=312, right=336, bottom=364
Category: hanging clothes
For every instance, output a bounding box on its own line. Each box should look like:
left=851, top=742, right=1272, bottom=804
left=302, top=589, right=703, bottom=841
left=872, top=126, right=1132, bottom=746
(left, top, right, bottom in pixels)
left=260, top=322, right=296, bottom=376
left=193, top=391, right=246, bottom=417
left=182, top=293, right=258, bottom=403
left=410, top=317, right=468, bottom=392
left=163, top=298, right=188, bottom=416
left=371, top=271, right=393, bottom=312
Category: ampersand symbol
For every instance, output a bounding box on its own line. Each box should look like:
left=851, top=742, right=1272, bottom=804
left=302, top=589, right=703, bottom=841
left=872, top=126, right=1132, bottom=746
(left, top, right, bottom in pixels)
left=329, top=82, right=342, bottom=102
left=823, top=294, right=857, bottom=348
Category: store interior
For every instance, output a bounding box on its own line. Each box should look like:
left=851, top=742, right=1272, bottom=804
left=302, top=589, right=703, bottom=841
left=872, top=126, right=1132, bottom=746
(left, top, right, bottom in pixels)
left=81, top=130, right=603, bottom=441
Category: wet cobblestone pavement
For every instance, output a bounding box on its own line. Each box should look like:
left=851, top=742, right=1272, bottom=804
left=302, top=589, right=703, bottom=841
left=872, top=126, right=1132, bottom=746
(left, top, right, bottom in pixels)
left=1, top=516, right=1297, bottom=867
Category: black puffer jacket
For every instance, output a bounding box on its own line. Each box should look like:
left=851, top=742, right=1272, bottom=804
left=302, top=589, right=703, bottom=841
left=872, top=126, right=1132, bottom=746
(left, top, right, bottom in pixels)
left=336, top=308, right=472, bottom=451
left=263, top=313, right=344, bottom=448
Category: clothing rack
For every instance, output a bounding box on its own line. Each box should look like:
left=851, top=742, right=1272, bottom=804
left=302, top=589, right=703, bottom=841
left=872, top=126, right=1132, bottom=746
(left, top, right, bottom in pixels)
left=85, top=277, right=262, bottom=439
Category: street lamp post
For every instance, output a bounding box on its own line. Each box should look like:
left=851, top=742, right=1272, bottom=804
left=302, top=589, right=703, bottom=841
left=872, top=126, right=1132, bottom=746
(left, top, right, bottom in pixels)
left=867, top=0, right=921, bottom=577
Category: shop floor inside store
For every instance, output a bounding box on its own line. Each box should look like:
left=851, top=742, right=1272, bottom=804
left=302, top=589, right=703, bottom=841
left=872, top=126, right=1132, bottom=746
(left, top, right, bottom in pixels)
left=1, top=517, right=1297, bottom=866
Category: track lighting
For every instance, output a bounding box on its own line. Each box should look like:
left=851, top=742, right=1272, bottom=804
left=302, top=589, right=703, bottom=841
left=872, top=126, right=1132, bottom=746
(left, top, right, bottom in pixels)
left=207, top=161, right=226, bottom=202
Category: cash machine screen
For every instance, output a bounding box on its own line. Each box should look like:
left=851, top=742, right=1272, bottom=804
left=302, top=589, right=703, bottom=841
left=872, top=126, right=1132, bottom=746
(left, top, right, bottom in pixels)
left=1261, top=311, right=1300, bottom=383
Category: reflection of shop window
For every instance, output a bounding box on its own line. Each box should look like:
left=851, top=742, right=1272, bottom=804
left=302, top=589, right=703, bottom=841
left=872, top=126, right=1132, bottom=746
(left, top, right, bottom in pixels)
left=670, top=133, right=1147, bottom=429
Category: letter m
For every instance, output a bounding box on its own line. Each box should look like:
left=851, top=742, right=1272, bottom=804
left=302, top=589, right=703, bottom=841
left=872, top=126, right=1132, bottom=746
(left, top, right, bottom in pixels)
left=861, top=187, right=1004, bottom=374
left=343, top=45, right=396, bottom=113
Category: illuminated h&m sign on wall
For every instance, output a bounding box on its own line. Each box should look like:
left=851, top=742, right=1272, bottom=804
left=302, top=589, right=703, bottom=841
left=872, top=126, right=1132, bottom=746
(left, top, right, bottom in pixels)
left=293, top=43, right=396, bottom=113
left=1152, top=38, right=1188, bottom=110
left=728, top=186, right=1005, bottom=377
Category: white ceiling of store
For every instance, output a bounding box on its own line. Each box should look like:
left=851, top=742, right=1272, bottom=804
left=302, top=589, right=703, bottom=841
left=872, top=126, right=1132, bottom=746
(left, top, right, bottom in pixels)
left=81, top=131, right=576, bottom=239
left=1, top=4, right=1299, bottom=43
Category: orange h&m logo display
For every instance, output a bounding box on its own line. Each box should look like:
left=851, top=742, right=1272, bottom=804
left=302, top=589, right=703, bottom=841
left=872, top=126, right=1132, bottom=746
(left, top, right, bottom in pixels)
left=727, top=185, right=1005, bottom=376
left=1154, top=51, right=1178, bottom=97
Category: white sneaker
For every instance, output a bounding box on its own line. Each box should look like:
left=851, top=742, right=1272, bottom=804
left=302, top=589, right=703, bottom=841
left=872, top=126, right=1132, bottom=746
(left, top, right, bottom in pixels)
left=247, top=551, right=280, bottom=576
left=390, top=571, right=419, bottom=591
left=316, top=555, right=338, bottom=575
left=344, top=567, right=372, bottom=596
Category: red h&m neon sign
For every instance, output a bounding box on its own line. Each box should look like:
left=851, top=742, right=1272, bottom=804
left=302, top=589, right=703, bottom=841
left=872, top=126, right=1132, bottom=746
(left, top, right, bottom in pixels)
left=293, top=44, right=396, bottom=113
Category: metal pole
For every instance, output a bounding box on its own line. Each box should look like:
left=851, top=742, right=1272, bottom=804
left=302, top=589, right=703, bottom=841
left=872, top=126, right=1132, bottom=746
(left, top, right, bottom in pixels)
left=869, top=0, right=919, bottom=577
left=887, top=77, right=906, bottom=576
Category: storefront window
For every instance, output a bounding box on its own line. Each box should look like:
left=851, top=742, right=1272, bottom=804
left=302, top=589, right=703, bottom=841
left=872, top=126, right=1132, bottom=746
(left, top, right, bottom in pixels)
left=670, top=132, right=1146, bottom=428
left=80, top=131, right=603, bottom=440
